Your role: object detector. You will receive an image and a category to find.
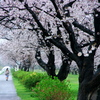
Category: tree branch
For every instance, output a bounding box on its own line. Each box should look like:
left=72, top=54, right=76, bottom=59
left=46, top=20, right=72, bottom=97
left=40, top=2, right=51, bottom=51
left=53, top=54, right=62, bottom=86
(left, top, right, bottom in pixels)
left=47, top=50, right=56, bottom=77
left=94, top=8, right=100, bottom=46
left=0, top=16, right=9, bottom=21
left=24, top=3, right=48, bottom=36
left=63, top=0, right=76, bottom=9
left=35, top=48, right=48, bottom=71
left=57, top=54, right=71, bottom=81
left=49, top=38, right=80, bottom=63
left=72, top=20, right=94, bottom=36
left=50, top=0, right=62, bottom=19
left=33, top=5, right=55, bottom=18
left=63, top=21, right=83, bottom=56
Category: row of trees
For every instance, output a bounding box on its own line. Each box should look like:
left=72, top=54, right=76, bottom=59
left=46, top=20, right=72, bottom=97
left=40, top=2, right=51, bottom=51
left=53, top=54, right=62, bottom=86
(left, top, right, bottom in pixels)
left=0, top=0, right=100, bottom=100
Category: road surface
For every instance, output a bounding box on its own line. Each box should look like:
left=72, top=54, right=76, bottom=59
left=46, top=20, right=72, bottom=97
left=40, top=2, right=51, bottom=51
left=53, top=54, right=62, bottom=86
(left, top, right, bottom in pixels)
left=0, top=73, right=21, bottom=100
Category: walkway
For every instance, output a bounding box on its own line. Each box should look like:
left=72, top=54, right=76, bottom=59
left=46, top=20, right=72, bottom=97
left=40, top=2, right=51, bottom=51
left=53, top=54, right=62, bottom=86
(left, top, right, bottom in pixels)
left=0, top=73, right=21, bottom=100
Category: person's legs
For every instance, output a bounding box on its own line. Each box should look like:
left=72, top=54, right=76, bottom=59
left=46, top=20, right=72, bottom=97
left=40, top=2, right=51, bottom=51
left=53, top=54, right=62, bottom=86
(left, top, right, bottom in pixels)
left=6, top=75, right=9, bottom=81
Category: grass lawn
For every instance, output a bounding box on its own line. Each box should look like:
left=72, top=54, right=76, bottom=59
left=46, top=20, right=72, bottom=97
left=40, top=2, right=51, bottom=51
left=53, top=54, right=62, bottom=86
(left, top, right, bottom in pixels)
left=67, top=74, right=79, bottom=100
left=13, top=73, right=79, bottom=100
left=12, top=77, right=39, bottom=100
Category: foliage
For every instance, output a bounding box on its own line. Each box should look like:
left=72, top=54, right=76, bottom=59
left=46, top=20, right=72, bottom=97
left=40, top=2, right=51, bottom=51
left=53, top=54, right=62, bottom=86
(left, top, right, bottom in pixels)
left=12, top=70, right=28, bottom=79
left=21, top=72, right=47, bottom=89
left=12, top=70, right=47, bottom=89
left=12, top=70, right=78, bottom=100
left=33, top=77, right=71, bottom=100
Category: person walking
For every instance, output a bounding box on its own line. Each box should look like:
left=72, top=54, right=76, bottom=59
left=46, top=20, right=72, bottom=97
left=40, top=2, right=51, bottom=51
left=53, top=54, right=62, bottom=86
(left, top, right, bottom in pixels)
left=5, top=68, right=9, bottom=81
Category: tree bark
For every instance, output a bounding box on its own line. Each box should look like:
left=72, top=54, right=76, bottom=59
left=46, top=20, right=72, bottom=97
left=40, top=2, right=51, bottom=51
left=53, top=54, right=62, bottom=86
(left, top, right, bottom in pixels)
left=72, top=20, right=94, bottom=36
left=77, top=8, right=100, bottom=100
left=57, top=54, right=71, bottom=81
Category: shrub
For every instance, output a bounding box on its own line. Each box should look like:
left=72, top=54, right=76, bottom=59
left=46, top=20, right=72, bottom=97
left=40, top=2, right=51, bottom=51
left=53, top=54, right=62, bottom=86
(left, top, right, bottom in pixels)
left=12, top=70, right=27, bottom=79
left=33, top=77, right=71, bottom=100
left=12, top=70, right=47, bottom=89
left=21, top=72, right=47, bottom=89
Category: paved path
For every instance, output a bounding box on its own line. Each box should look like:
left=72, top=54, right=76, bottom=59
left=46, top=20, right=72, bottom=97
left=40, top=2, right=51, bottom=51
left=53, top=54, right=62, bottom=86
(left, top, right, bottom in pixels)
left=0, top=73, right=21, bottom=100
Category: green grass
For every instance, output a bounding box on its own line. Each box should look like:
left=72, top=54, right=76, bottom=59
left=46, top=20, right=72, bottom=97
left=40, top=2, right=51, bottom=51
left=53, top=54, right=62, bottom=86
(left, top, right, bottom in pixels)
left=67, top=74, right=79, bottom=100
left=12, top=77, right=39, bottom=100
left=13, top=73, right=79, bottom=100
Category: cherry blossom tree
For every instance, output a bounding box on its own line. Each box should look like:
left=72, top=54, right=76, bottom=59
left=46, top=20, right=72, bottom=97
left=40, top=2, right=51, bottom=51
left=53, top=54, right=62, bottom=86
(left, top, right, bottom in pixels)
left=0, top=0, right=72, bottom=79
left=0, top=0, right=100, bottom=100
left=24, top=0, right=100, bottom=100
left=0, top=24, right=38, bottom=70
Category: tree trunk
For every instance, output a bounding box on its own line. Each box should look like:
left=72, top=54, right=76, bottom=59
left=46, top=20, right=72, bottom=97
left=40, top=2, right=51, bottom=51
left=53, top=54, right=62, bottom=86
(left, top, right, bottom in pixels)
left=76, top=55, right=100, bottom=100
left=57, top=54, right=71, bottom=81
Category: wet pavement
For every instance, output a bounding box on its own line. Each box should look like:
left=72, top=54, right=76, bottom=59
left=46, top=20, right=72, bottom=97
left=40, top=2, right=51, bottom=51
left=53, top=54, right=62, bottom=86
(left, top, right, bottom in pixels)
left=0, top=73, right=21, bottom=100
